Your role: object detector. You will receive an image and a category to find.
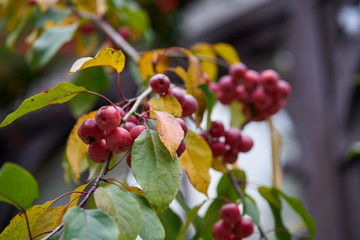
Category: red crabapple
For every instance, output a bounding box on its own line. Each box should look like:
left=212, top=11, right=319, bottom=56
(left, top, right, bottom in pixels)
left=88, top=139, right=113, bottom=163
left=210, top=142, right=227, bottom=157
left=243, top=70, right=260, bottom=90
left=116, top=106, right=126, bottom=118
left=130, top=125, right=147, bottom=140
left=106, top=127, right=133, bottom=153
left=126, top=151, right=131, bottom=168
left=182, top=94, right=198, bottom=117
left=128, top=115, right=140, bottom=125
left=78, top=118, right=106, bottom=144
left=150, top=74, right=171, bottom=94
left=238, top=135, right=253, bottom=153
left=220, top=203, right=241, bottom=225
left=219, top=75, right=235, bottom=92
left=176, top=118, right=188, bottom=136
left=225, top=128, right=242, bottom=148
left=95, top=106, right=121, bottom=131
left=234, top=85, right=249, bottom=103
left=209, top=121, right=225, bottom=138
left=176, top=141, right=186, bottom=157
left=118, top=26, right=131, bottom=42
left=230, top=63, right=247, bottom=83
left=168, top=88, right=186, bottom=105
left=251, top=87, right=272, bottom=110
left=212, top=220, right=233, bottom=240
left=223, top=149, right=238, bottom=164
left=261, top=69, right=279, bottom=91
left=124, top=121, right=137, bottom=132
left=275, top=80, right=291, bottom=100
left=234, top=218, right=254, bottom=238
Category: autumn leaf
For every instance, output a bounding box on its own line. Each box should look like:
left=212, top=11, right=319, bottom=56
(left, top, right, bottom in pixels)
left=213, top=42, right=240, bottom=65
left=155, top=53, right=170, bottom=74
left=154, top=111, right=184, bottom=158
left=32, top=206, right=66, bottom=240
left=268, top=118, right=283, bottom=188
left=67, top=182, right=90, bottom=209
left=138, top=50, right=164, bottom=81
left=180, top=130, right=212, bottom=196
left=191, top=42, right=218, bottom=81
left=211, top=156, right=229, bottom=173
left=126, top=186, right=146, bottom=198
left=68, top=48, right=125, bottom=74
left=149, top=94, right=182, bottom=117
left=66, top=111, right=96, bottom=178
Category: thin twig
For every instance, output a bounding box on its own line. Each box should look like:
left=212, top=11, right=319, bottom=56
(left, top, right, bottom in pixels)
left=122, top=87, right=152, bottom=122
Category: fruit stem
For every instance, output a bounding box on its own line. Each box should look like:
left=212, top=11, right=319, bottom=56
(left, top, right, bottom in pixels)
left=122, top=87, right=152, bottom=122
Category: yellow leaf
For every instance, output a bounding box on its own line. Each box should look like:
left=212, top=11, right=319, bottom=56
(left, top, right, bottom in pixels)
left=149, top=94, right=182, bottom=117
left=32, top=206, right=66, bottom=240
left=68, top=182, right=90, bottom=209
left=187, top=87, right=206, bottom=128
left=154, top=111, right=184, bottom=158
left=168, top=66, right=187, bottom=81
left=192, top=42, right=218, bottom=81
left=66, top=111, right=96, bottom=178
left=155, top=54, right=170, bottom=74
left=68, top=48, right=125, bottom=74
left=72, top=0, right=107, bottom=16
left=180, top=130, right=212, bottom=196
left=126, top=186, right=145, bottom=197
left=213, top=42, right=240, bottom=65
left=138, top=50, right=165, bottom=81
left=0, top=202, right=52, bottom=240
left=36, top=0, right=60, bottom=12
left=269, top=118, right=283, bottom=188
left=211, top=156, right=229, bottom=173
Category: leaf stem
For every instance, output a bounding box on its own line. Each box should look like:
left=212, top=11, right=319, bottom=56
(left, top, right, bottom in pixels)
left=228, top=172, right=269, bottom=240
left=116, top=73, right=127, bottom=101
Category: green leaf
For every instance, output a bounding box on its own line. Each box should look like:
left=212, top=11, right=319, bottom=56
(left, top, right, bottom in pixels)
left=31, top=7, right=70, bottom=28
left=131, top=129, right=182, bottom=214
left=217, top=169, right=246, bottom=202
left=63, top=207, right=119, bottom=240
left=129, top=192, right=165, bottom=240
left=69, top=67, right=109, bottom=118
left=198, top=83, right=216, bottom=131
left=0, top=162, right=39, bottom=210
left=243, top=194, right=260, bottom=225
left=229, top=101, right=246, bottom=128
left=94, top=186, right=142, bottom=240
left=30, top=23, right=78, bottom=69
left=0, top=82, right=86, bottom=127
left=159, top=208, right=182, bottom=240
left=347, top=141, right=360, bottom=161
left=176, top=202, right=205, bottom=240
left=258, top=186, right=281, bottom=210
left=275, top=189, right=316, bottom=237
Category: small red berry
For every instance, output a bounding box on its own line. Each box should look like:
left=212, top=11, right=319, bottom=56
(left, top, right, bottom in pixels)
left=176, top=118, right=188, bottom=136
left=176, top=141, right=186, bottom=157
left=95, top=106, right=121, bottom=131
left=130, top=125, right=147, bottom=140
left=124, top=121, right=137, bottom=132
left=126, top=151, right=132, bottom=168
left=219, top=75, right=235, bottom=92
left=118, top=26, right=131, bottom=42
left=106, top=127, right=133, bottom=153
left=238, top=136, right=253, bottom=153
left=78, top=118, right=106, bottom=144
left=182, top=94, right=198, bottom=117
left=128, top=115, right=140, bottom=125
left=209, top=121, right=225, bottom=138
left=150, top=74, right=171, bottom=94
left=225, top=128, right=242, bottom=148
left=212, top=220, right=233, bottom=240
left=168, top=88, right=186, bottom=105
left=88, top=139, right=113, bottom=163
left=234, top=218, right=254, bottom=238
left=230, top=63, right=247, bottom=83
left=220, top=203, right=241, bottom=225
left=210, top=142, right=227, bottom=157
left=234, top=85, right=249, bottom=103
left=275, top=80, right=291, bottom=100
left=261, top=69, right=279, bottom=91
left=251, top=87, right=272, bottom=110
left=116, top=106, right=126, bottom=118
left=243, top=70, right=260, bottom=90
left=223, top=149, right=238, bottom=164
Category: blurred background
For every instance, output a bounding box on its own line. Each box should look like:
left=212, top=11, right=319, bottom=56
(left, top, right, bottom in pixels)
left=1, top=0, right=360, bottom=239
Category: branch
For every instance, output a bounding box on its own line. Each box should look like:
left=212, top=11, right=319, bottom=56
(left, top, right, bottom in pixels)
left=122, top=87, right=152, bottom=122
left=41, top=152, right=112, bottom=240
left=228, top=172, right=269, bottom=240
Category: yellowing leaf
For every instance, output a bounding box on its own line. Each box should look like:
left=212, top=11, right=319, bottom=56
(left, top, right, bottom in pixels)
left=126, top=186, right=146, bottom=198
left=155, top=54, right=170, bottom=74
left=192, top=42, right=218, bottom=81
left=68, top=182, right=90, bottom=209
left=32, top=206, right=66, bottom=240
left=138, top=50, right=165, bottom=81
left=68, top=48, right=125, bottom=74
left=269, top=118, right=283, bottom=188
left=154, top=111, right=184, bottom=158
left=171, top=66, right=187, bottom=81
left=36, top=0, right=60, bottom=12
left=211, top=156, right=229, bottom=173
left=66, top=111, right=96, bottom=178
left=149, top=94, right=182, bottom=117
left=187, top=87, right=206, bottom=128
left=0, top=202, right=52, bottom=240
left=180, top=130, right=212, bottom=196
left=213, top=42, right=240, bottom=65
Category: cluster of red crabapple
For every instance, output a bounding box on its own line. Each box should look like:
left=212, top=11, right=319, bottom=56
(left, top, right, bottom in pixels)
left=212, top=203, right=254, bottom=240
left=77, top=73, right=193, bottom=166
left=208, top=63, right=291, bottom=122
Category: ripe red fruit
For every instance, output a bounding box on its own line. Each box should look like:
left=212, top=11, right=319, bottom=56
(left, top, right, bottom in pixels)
left=176, top=141, right=186, bottom=157
left=212, top=220, right=233, bottom=240
left=209, top=121, right=225, bottom=138
left=225, top=128, right=242, bottom=148
left=124, top=121, right=137, bottom=132
left=126, top=151, right=132, bottom=168
left=234, top=218, right=254, bottom=238
left=238, top=136, right=253, bottom=153
left=78, top=118, right=106, bottom=144
left=218, top=90, right=235, bottom=105
left=88, top=139, right=113, bottom=163
left=208, top=82, right=220, bottom=95
left=176, top=118, right=188, bottom=136
left=261, top=69, right=279, bottom=92
left=210, top=142, right=226, bottom=157
left=219, top=75, right=235, bottom=92
left=220, top=203, right=241, bottom=225
left=130, top=125, right=147, bottom=140
left=128, top=115, right=140, bottom=125
left=275, top=80, right=292, bottom=100
left=106, top=127, right=133, bottom=153
left=243, top=70, right=260, bottom=90
left=230, top=63, right=247, bottom=83
left=223, top=149, right=238, bottom=164
left=168, top=88, right=186, bottom=105
left=182, top=94, right=198, bottom=117
left=115, top=106, right=126, bottom=118
left=229, top=234, right=243, bottom=240
left=150, top=74, right=171, bottom=94
left=234, top=85, right=249, bottom=103
left=95, top=106, right=121, bottom=131
left=118, top=26, right=131, bottom=42
left=251, top=87, right=272, bottom=110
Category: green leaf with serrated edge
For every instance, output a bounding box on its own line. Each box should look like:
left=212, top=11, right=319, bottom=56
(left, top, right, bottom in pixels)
left=69, top=67, right=109, bottom=118
left=94, top=186, right=142, bottom=240
left=229, top=101, right=246, bottom=128
left=243, top=194, right=260, bottom=225
left=176, top=201, right=205, bottom=240
left=0, top=82, right=86, bottom=127
left=129, top=192, right=165, bottom=240
left=63, top=207, right=119, bottom=240
left=217, top=169, right=247, bottom=202
left=30, top=23, right=78, bottom=69
left=0, top=163, right=39, bottom=210
left=131, top=129, right=182, bottom=214
left=160, top=208, right=182, bottom=240
left=198, top=83, right=217, bottom=131
left=275, top=189, right=316, bottom=237
left=259, top=186, right=290, bottom=240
